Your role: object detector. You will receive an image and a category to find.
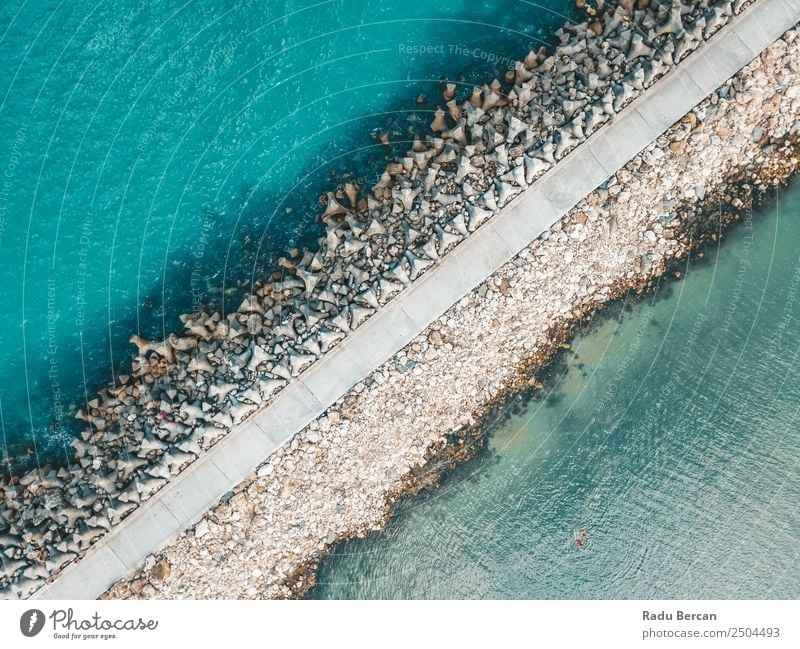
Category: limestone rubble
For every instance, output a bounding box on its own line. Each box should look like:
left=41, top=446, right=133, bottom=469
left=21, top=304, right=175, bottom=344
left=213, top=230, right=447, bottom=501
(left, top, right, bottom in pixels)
left=102, top=23, right=800, bottom=599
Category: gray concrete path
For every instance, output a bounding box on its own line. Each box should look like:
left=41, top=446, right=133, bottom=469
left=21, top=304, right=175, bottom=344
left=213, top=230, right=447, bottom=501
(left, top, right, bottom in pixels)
left=32, top=0, right=800, bottom=600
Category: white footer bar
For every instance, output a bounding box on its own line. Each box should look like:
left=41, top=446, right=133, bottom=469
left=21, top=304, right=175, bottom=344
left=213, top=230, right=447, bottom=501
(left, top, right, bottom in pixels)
left=1, top=600, right=797, bottom=648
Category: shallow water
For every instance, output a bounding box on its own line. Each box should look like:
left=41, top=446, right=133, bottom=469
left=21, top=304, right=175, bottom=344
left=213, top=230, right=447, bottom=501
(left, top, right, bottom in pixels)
left=0, top=0, right=574, bottom=471
left=311, top=182, right=800, bottom=599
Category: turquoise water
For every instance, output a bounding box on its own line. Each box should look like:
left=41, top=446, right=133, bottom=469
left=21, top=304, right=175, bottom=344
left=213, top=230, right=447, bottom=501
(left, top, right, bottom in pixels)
left=311, top=183, right=800, bottom=599
left=0, top=0, right=574, bottom=471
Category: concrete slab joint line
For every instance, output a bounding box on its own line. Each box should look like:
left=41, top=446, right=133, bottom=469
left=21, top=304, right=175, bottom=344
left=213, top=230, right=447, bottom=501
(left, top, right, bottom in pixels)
left=29, top=0, right=800, bottom=600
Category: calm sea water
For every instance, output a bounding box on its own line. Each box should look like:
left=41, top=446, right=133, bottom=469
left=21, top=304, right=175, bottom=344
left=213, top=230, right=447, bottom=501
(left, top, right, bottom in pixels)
left=311, top=183, right=800, bottom=599
left=0, top=0, right=574, bottom=471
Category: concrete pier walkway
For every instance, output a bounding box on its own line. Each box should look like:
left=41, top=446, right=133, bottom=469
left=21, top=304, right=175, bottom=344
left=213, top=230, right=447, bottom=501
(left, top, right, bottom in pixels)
left=32, top=0, right=800, bottom=600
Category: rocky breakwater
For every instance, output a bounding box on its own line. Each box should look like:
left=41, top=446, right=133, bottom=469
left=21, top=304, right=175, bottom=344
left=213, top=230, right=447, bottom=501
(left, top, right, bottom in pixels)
left=0, top=0, right=762, bottom=598
left=102, top=21, right=800, bottom=599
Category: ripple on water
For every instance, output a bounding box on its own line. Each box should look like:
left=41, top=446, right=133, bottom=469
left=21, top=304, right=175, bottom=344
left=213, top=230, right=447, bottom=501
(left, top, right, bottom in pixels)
left=311, top=181, right=800, bottom=599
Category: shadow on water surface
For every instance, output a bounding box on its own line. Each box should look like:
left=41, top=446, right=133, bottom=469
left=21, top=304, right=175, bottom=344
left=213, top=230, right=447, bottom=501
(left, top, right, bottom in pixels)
left=1, top=0, right=578, bottom=473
